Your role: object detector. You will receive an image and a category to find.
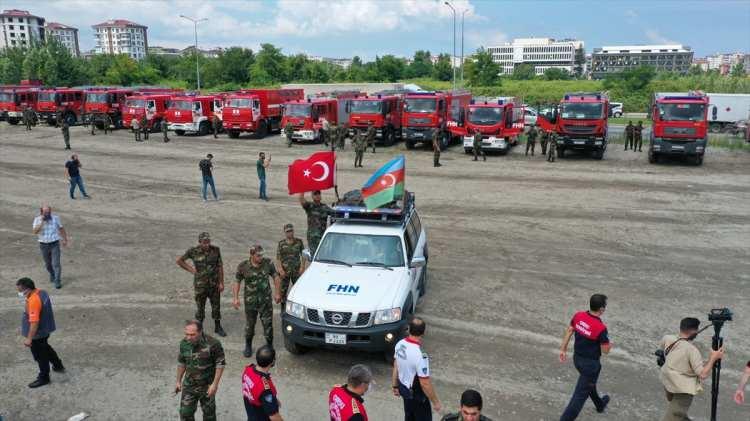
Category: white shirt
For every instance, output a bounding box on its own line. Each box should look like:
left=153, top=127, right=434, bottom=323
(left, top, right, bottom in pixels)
left=394, top=337, right=430, bottom=388
left=33, top=214, right=63, bottom=243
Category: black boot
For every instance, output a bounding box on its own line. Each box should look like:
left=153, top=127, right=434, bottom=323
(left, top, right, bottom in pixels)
left=214, top=320, right=226, bottom=337
left=29, top=377, right=50, bottom=388
left=243, top=338, right=253, bottom=358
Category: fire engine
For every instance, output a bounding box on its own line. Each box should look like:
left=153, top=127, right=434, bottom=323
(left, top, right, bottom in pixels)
left=402, top=90, right=472, bottom=150
left=222, top=89, right=304, bottom=138
left=83, top=88, right=134, bottom=128
left=122, top=94, right=173, bottom=131
left=36, top=88, right=86, bottom=126
left=537, top=92, right=610, bottom=159
left=166, top=95, right=219, bottom=136
left=453, top=97, right=525, bottom=155
left=281, top=97, right=339, bottom=143
left=348, top=94, right=403, bottom=146
left=0, top=87, right=40, bottom=125
left=649, top=91, right=709, bottom=165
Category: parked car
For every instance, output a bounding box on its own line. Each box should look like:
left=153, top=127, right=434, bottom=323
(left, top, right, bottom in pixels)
left=609, top=102, right=624, bottom=118
left=523, top=107, right=537, bottom=126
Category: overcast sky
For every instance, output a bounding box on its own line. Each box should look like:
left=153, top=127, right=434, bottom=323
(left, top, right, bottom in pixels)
left=5, top=0, right=750, bottom=59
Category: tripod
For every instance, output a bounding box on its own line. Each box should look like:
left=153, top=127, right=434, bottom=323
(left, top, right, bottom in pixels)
left=710, top=321, right=725, bottom=421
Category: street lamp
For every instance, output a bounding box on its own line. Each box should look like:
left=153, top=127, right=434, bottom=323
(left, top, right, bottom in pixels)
left=444, top=1, right=456, bottom=91
left=461, top=9, right=468, bottom=84
left=180, top=15, right=208, bottom=92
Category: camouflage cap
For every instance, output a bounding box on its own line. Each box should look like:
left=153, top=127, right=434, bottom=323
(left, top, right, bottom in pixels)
left=249, top=244, right=264, bottom=255
left=198, top=232, right=211, bottom=241
left=284, top=223, right=294, bottom=232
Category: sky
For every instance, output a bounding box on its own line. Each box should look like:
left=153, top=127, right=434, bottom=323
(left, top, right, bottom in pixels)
left=5, top=0, right=750, bottom=59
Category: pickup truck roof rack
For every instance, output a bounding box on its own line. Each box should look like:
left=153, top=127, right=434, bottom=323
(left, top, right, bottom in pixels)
left=331, top=192, right=415, bottom=226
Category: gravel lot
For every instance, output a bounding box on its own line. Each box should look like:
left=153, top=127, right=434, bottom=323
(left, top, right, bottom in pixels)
left=1, top=124, right=749, bottom=420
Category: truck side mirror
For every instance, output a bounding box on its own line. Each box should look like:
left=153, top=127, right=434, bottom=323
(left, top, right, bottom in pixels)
left=302, top=249, right=313, bottom=261
left=410, top=256, right=426, bottom=268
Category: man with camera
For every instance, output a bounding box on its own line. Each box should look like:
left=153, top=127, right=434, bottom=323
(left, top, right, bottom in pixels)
left=658, top=317, right=725, bottom=421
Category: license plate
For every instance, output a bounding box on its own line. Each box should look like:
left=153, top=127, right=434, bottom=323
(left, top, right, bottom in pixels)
left=672, top=145, right=685, bottom=150
left=325, top=333, right=346, bottom=345
left=574, top=140, right=585, bottom=145
left=414, top=133, right=423, bottom=138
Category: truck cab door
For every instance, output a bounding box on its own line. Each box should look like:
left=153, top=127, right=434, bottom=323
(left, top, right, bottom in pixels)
left=146, top=100, right=156, bottom=119
left=252, top=99, right=261, bottom=122
left=193, top=101, right=203, bottom=118
left=213, top=99, right=223, bottom=119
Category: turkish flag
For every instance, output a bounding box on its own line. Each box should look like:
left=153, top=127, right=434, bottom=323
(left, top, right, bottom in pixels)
left=288, top=151, right=336, bottom=194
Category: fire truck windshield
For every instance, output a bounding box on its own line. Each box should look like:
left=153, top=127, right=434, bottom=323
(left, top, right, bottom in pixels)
left=170, top=100, right=193, bottom=110
left=285, top=103, right=311, bottom=117
left=0, top=92, right=13, bottom=102
left=468, top=107, right=503, bottom=125
left=226, top=98, right=252, bottom=108
left=560, top=103, right=603, bottom=120
left=658, top=103, right=705, bottom=121
left=350, top=100, right=382, bottom=113
left=38, top=92, right=57, bottom=102
left=86, top=93, right=108, bottom=103
left=405, top=98, right=436, bottom=113
left=126, top=99, right=146, bottom=108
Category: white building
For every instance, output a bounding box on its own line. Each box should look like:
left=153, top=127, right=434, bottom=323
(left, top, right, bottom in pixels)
left=45, top=22, right=79, bottom=57
left=591, top=44, right=693, bottom=79
left=309, top=56, right=353, bottom=68
left=486, top=38, right=584, bottom=76
left=704, top=52, right=746, bottom=72
left=92, top=19, right=148, bottom=60
left=0, top=9, right=45, bottom=49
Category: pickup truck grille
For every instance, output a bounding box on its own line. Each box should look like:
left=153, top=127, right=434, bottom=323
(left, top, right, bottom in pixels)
left=564, top=125, right=597, bottom=134
left=355, top=313, right=371, bottom=326
left=324, top=311, right=352, bottom=326
left=306, top=308, right=371, bottom=327
left=307, top=309, right=320, bottom=323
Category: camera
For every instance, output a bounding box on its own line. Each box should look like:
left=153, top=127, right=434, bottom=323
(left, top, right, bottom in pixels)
left=655, top=349, right=666, bottom=367
left=708, top=308, right=733, bottom=323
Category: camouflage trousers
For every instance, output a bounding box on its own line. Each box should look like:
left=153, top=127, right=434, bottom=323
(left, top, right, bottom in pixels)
left=286, top=134, right=293, bottom=147
left=195, top=287, right=221, bottom=321
left=433, top=150, right=440, bottom=166
left=525, top=139, right=536, bottom=155
left=280, top=271, right=300, bottom=310
left=245, top=298, right=273, bottom=346
left=547, top=143, right=557, bottom=162
left=307, top=233, right=323, bottom=256
left=63, top=134, right=70, bottom=148
left=625, top=135, right=633, bottom=150
left=540, top=138, right=548, bottom=155
left=337, top=137, right=345, bottom=150
left=180, top=384, right=216, bottom=421
left=369, top=138, right=376, bottom=153
left=634, top=136, right=642, bottom=151
left=355, top=150, right=364, bottom=167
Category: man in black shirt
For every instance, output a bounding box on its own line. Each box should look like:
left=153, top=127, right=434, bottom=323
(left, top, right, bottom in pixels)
left=199, top=154, right=218, bottom=201
left=65, top=154, right=90, bottom=199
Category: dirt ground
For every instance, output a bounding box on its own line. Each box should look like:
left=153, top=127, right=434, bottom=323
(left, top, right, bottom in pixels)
left=1, top=124, right=749, bottom=421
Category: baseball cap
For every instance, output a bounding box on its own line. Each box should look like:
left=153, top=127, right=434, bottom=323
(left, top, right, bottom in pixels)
left=249, top=244, right=264, bottom=255
left=284, top=223, right=294, bottom=232
left=198, top=232, right=211, bottom=241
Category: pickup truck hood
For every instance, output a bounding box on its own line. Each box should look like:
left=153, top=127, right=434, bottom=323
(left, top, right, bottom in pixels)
left=289, top=262, right=409, bottom=312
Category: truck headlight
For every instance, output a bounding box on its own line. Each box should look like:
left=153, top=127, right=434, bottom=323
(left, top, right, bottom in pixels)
left=374, top=308, right=402, bottom=325
left=285, top=301, right=305, bottom=320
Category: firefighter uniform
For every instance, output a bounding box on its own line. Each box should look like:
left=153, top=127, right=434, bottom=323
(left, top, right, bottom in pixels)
left=242, top=364, right=281, bottom=421
left=329, top=384, right=368, bottom=421
left=212, top=115, right=220, bottom=139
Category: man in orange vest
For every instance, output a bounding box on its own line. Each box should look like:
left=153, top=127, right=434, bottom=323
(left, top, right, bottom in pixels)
left=329, top=365, right=372, bottom=421
left=242, top=345, right=283, bottom=421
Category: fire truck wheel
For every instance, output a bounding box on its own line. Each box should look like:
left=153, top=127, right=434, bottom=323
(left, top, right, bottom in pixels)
left=593, top=149, right=604, bottom=160
left=384, top=127, right=396, bottom=146
left=648, top=150, right=657, bottom=164
left=439, top=132, right=449, bottom=151
left=254, top=121, right=268, bottom=139
left=198, top=121, right=210, bottom=136
left=405, top=139, right=415, bottom=150
left=692, top=154, right=704, bottom=166
left=175, top=130, right=186, bottom=136
left=228, top=130, right=240, bottom=139
left=557, top=147, right=565, bottom=158
left=464, top=148, right=471, bottom=154
left=7, top=118, right=19, bottom=125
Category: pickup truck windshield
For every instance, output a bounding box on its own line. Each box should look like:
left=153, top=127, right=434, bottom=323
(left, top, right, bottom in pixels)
left=315, top=233, right=404, bottom=267
left=350, top=100, right=382, bottom=114
left=285, top=103, right=311, bottom=117
left=560, top=103, right=603, bottom=120
left=468, top=107, right=503, bottom=125
left=405, top=98, right=437, bottom=113
left=86, top=93, right=108, bottom=103
left=170, top=100, right=193, bottom=110
left=38, top=92, right=57, bottom=102
left=226, top=98, right=252, bottom=108
left=126, top=99, right=146, bottom=108
left=658, top=103, right=705, bottom=121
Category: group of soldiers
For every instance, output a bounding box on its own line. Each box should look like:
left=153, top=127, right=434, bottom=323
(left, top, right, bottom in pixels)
left=624, top=121, right=644, bottom=152
left=130, top=116, right=170, bottom=143
left=525, top=125, right=559, bottom=162
left=283, top=120, right=377, bottom=168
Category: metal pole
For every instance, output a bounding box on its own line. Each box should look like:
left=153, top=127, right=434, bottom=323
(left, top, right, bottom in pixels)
left=444, top=2, right=456, bottom=91
left=180, top=15, right=207, bottom=92
left=461, top=9, right=467, bottom=84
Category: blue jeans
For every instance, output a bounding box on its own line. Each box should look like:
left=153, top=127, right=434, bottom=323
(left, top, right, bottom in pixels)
left=202, top=176, right=218, bottom=200
left=69, top=175, right=88, bottom=198
left=560, top=356, right=605, bottom=421
left=39, top=241, right=61, bottom=285
left=259, top=176, right=267, bottom=199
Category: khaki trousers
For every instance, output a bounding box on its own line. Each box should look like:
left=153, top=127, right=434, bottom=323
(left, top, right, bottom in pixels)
left=662, top=390, right=693, bottom=421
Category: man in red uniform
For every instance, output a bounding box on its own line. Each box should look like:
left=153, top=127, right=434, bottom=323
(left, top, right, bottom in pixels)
left=242, top=345, right=283, bottom=421
left=558, top=293, right=612, bottom=420
left=329, top=364, right=372, bottom=421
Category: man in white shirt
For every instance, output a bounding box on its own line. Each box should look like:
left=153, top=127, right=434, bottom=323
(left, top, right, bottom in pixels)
left=392, top=317, right=442, bottom=420
left=32, top=206, right=68, bottom=289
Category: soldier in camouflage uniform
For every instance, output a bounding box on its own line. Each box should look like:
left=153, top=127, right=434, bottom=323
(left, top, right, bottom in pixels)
left=353, top=131, right=366, bottom=168
left=141, top=115, right=149, bottom=141
left=233, top=245, right=281, bottom=357
left=525, top=126, right=538, bottom=156
left=175, top=320, right=225, bottom=421
left=23, top=106, right=33, bottom=131
left=284, top=122, right=294, bottom=147
left=276, top=224, right=305, bottom=310
left=90, top=113, right=98, bottom=136
left=432, top=130, right=442, bottom=167
left=176, top=232, right=226, bottom=337
left=366, top=122, right=376, bottom=153
left=61, top=120, right=71, bottom=150
left=634, top=121, right=643, bottom=152
left=547, top=132, right=558, bottom=162
left=55, top=111, right=62, bottom=128
left=299, top=190, right=336, bottom=255
left=132, top=118, right=142, bottom=142
left=624, top=121, right=634, bottom=151
left=539, top=128, right=549, bottom=155
left=211, top=114, right=221, bottom=139
left=336, top=125, right=346, bottom=150
left=103, top=113, right=112, bottom=135
left=321, top=117, right=330, bottom=146
left=161, top=117, right=170, bottom=142
left=472, top=129, right=486, bottom=161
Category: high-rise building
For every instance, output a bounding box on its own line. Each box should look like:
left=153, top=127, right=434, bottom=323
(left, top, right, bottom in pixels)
left=486, top=38, right=584, bottom=76
left=0, top=9, right=45, bottom=49
left=45, top=22, right=79, bottom=57
left=590, top=44, right=693, bottom=79
left=92, top=19, right=148, bottom=60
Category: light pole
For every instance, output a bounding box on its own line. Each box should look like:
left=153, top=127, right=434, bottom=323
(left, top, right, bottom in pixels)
left=180, top=15, right=208, bottom=92
left=461, top=9, right=468, bottom=85
left=444, top=2, right=456, bottom=91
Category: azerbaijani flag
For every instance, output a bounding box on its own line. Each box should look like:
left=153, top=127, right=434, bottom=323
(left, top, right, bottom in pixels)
left=361, top=155, right=405, bottom=210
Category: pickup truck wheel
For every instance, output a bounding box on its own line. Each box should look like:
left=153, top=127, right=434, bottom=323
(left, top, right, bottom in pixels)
left=284, top=335, right=308, bottom=355
left=175, top=130, right=185, bottom=136
left=464, top=147, right=471, bottom=154
left=228, top=130, right=240, bottom=139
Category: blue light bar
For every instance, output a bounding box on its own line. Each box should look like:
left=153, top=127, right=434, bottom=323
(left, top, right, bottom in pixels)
left=564, top=95, right=570, bottom=100
left=333, top=205, right=402, bottom=215
left=470, top=99, right=475, bottom=105
left=498, top=99, right=504, bottom=105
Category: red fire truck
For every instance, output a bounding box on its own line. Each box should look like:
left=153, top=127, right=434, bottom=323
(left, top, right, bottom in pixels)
left=165, top=95, right=219, bottom=136
left=648, top=91, right=709, bottom=165
left=0, top=87, right=40, bottom=125
left=348, top=94, right=403, bottom=146
left=222, top=89, right=304, bottom=138
left=36, top=88, right=86, bottom=125
left=452, top=97, right=525, bottom=155
left=402, top=90, right=472, bottom=150
left=537, top=92, right=610, bottom=159
left=122, top=94, right=173, bottom=131
left=83, top=88, right=134, bottom=128
left=281, top=97, right=338, bottom=143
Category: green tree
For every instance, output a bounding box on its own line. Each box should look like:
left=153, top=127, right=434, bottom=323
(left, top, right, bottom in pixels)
left=250, top=43, right=287, bottom=84
left=432, top=53, right=452, bottom=81
left=103, top=54, right=140, bottom=86
left=543, top=67, right=571, bottom=81
left=730, top=62, right=746, bottom=78
left=406, top=50, right=433, bottom=78
left=22, top=47, right=46, bottom=82
left=0, top=46, right=26, bottom=83
left=217, top=47, right=254, bottom=83
left=285, top=53, right=309, bottom=82
left=465, top=47, right=500, bottom=86
left=512, top=63, right=536, bottom=80
left=375, top=55, right=406, bottom=82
